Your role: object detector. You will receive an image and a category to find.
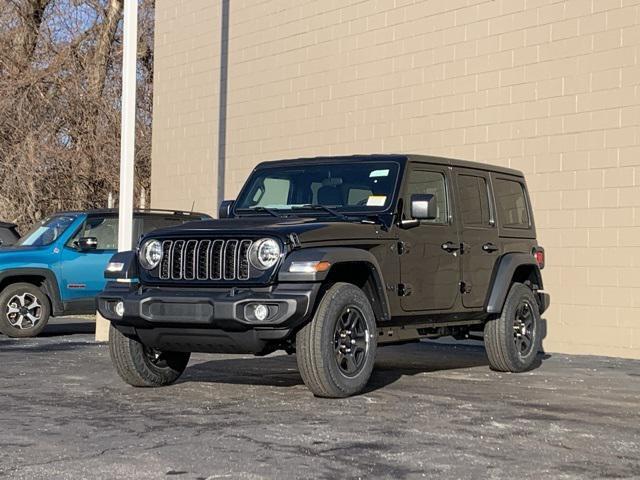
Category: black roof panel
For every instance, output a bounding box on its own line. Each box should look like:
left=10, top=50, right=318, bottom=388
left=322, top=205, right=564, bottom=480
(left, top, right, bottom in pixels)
left=253, top=154, right=524, bottom=177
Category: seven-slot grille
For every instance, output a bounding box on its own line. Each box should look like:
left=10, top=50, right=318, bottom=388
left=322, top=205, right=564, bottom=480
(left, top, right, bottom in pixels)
left=158, top=239, right=253, bottom=281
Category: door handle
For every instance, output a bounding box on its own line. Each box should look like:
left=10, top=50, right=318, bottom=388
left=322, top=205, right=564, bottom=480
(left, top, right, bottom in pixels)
left=441, top=241, right=460, bottom=253
left=482, top=242, right=499, bottom=253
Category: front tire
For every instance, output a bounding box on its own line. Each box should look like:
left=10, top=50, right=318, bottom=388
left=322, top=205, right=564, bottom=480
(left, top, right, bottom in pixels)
left=484, top=282, right=542, bottom=372
left=296, top=282, right=377, bottom=398
left=0, top=283, right=51, bottom=338
left=109, top=325, right=191, bottom=387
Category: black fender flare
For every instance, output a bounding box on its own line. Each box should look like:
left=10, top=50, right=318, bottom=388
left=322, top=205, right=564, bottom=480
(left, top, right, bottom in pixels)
left=104, top=251, right=138, bottom=280
left=278, top=247, right=391, bottom=321
left=0, top=268, right=64, bottom=316
left=485, top=253, right=543, bottom=314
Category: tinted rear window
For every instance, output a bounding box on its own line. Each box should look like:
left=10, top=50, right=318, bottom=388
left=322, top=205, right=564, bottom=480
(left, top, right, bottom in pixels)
left=458, top=174, right=491, bottom=227
left=494, top=179, right=530, bottom=229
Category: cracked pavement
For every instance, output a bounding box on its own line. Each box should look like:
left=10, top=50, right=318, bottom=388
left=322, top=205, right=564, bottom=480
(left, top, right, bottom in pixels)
left=1, top=318, right=639, bottom=479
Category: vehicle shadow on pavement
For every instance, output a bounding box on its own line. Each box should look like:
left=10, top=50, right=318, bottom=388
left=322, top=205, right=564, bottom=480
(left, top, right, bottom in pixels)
left=181, top=341, right=544, bottom=393
left=0, top=340, right=95, bottom=353
left=39, top=321, right=95, bottom=337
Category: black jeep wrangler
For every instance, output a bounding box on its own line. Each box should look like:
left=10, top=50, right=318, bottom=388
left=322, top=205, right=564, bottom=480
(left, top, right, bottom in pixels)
left=99, top=154, right=549, bottom=398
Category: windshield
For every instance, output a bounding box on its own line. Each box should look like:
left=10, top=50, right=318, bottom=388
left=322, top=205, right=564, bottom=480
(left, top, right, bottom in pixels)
left=235, top=161, right=400, bottom=214
left=17, top=215, right=76, bottom=247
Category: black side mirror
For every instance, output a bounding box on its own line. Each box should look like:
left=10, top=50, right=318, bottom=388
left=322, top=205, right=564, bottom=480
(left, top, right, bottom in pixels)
left=219, top=200, right=235, bottom=219
left=411, top=194, right=437, bottom=220
left=76, top=237, right=98, bottom=251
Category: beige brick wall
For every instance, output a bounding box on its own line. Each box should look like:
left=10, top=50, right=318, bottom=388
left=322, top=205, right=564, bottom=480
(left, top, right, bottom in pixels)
left=150, top=0, right=222, bottom=213
left=151, top=0, right=640, bottom=359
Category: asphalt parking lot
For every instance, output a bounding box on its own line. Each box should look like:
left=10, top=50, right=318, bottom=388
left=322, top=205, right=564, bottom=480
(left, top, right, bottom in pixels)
left=1, top=318, right=639, bottom=480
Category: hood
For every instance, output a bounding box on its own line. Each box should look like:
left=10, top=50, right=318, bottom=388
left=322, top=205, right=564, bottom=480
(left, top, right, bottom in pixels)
left=0, top=245, right=50, bottom=270
left=0, top=245, right=38, bottom=254
left=145, top=216, right=386, bottom=244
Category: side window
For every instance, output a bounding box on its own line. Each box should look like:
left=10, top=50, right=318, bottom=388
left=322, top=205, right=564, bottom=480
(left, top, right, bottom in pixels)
left=70, top=217, right=118, bottom=250
left=458, top=174, right=492, bottom=227
left=494, top=179, right=530, bottom=229
left=405, top=170, right=448, bottom=224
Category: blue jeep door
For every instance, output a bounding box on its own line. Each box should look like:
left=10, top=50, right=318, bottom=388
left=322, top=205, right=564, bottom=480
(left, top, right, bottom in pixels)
left=59, top=216, right=119, bottom=306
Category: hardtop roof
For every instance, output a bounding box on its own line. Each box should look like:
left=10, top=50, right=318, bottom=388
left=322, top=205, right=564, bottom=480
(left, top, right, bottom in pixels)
left=253, top=154, right=524, bottom=177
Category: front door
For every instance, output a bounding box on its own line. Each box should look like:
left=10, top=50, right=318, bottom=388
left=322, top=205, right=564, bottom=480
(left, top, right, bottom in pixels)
left=59, top=216, right=119, bottom=304
left=399, top=165, right=461, bottom=312
left=454, top=169, right=500, bottom=308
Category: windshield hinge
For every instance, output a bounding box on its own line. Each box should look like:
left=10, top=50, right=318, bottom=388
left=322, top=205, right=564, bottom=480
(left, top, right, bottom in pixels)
left=288, top=233, right=301, bottom=249
left=397, top=241, right=410, bottom=255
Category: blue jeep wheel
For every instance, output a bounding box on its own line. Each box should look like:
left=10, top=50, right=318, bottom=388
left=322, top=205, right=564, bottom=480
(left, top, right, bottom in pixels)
left=0, top=283, right=50, bottom=338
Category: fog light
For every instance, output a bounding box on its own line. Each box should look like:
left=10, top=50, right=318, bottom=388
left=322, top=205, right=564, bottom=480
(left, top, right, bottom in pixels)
left=253, top=304, right=269, bottom=321
left=114, top=301, right=125, bottom=318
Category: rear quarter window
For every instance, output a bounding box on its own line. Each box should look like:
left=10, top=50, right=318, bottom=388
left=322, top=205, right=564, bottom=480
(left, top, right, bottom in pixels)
left=493, top=178, right=530, bottom=229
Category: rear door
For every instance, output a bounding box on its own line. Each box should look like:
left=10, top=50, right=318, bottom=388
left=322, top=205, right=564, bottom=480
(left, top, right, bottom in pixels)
left=454, top=169, right=499, bottom=308
left=399, top=164, right=461, bottom=312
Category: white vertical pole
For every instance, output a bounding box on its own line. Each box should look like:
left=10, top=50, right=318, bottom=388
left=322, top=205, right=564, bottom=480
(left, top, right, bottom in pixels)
left=98, top=0, right=138, bottom=342
left=117, top=0, right=138, bottom=252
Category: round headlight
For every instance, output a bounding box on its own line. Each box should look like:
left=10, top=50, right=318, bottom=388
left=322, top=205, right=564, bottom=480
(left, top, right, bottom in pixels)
left=139, top=239, right=163, bottom=270
left=250, top=238, right=281, bottom=270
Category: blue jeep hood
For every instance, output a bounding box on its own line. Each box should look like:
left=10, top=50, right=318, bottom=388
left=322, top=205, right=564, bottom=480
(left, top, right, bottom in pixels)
left=0, top=245, right=53, bottom=271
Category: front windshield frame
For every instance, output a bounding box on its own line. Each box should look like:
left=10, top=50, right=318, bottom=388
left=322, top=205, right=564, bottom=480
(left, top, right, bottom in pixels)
left=16, top=215, right=77, bottom=247
left=234, top=160, right=403, bottom=216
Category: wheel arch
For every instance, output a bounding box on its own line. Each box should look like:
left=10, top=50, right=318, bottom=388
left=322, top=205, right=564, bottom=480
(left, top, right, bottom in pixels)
left=279, top=247, right=391, bottom=323
left=485, top=253, right=543, bottom=315
left=0, top=269, right=63, bottom=316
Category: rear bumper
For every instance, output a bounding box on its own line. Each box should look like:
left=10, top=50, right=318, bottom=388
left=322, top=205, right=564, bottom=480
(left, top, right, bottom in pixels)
left=538, top=290, right=550, bottom=314
left=97, top=283, right=320, bottom=354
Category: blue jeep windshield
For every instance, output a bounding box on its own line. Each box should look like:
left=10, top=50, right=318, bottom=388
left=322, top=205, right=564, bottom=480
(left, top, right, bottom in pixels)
left=235, top=161, right=400, bottom=214
left=17, top=215, right=76, bottom=247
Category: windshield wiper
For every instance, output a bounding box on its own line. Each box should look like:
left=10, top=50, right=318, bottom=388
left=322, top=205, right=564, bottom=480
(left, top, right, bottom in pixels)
left=235, top=206, right=281, bottom=218
left=291, top=204, right=347, bottom=219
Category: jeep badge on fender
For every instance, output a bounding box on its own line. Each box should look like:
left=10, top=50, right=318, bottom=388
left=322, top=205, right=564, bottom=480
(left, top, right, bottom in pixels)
left=98, top=154, right=549, bottom=398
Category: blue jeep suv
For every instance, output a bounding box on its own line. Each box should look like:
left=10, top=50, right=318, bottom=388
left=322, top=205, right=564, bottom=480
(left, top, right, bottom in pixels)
left=0, top=209, right=209, bottom=337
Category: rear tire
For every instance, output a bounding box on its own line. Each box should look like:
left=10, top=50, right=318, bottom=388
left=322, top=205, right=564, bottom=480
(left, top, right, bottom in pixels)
left=296, top=282, right=377, bottom=398
left=0, top=283, right=51, bottom=338
left=109, top=325, right=191, bottom=387
left=484, top=282, right=541, bottom=373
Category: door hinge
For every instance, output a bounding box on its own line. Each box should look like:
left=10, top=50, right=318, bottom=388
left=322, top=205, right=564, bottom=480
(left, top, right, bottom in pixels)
left=459, top=281, right=472, bottom=294
left=398, top=283, right=412, bottom=297
left=397, top=241, right=410, bottom=255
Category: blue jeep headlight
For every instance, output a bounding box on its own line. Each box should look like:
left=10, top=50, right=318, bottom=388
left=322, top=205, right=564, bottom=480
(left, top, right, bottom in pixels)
left=139, top=239, right=163, bottom=270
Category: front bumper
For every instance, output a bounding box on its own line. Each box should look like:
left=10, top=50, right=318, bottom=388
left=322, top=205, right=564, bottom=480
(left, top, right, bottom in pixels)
left=98, top=283, right=320, bottom=354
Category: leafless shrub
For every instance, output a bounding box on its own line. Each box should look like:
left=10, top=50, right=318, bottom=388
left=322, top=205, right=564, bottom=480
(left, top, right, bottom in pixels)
left=0, top=0, right=154, bottom=231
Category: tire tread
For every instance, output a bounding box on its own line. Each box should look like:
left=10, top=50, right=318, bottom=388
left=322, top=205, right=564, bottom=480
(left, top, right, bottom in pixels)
left=484, top=282, right=540, bottom=373
left=296, top=282, right=377, bottom=398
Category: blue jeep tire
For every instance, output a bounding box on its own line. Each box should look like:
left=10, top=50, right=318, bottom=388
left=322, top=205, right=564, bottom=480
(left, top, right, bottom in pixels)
left=0, top=282, right=51, bottom=338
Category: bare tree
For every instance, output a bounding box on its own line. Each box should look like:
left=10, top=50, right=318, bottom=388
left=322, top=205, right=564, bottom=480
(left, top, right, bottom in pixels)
left=0, top=0, right=154, bottom=231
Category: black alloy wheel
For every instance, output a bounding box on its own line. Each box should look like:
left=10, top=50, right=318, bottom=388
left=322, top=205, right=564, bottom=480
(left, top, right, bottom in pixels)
left=334, top=306, right=371, bottom=377
left=513, top=300, right=535, bottom=357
